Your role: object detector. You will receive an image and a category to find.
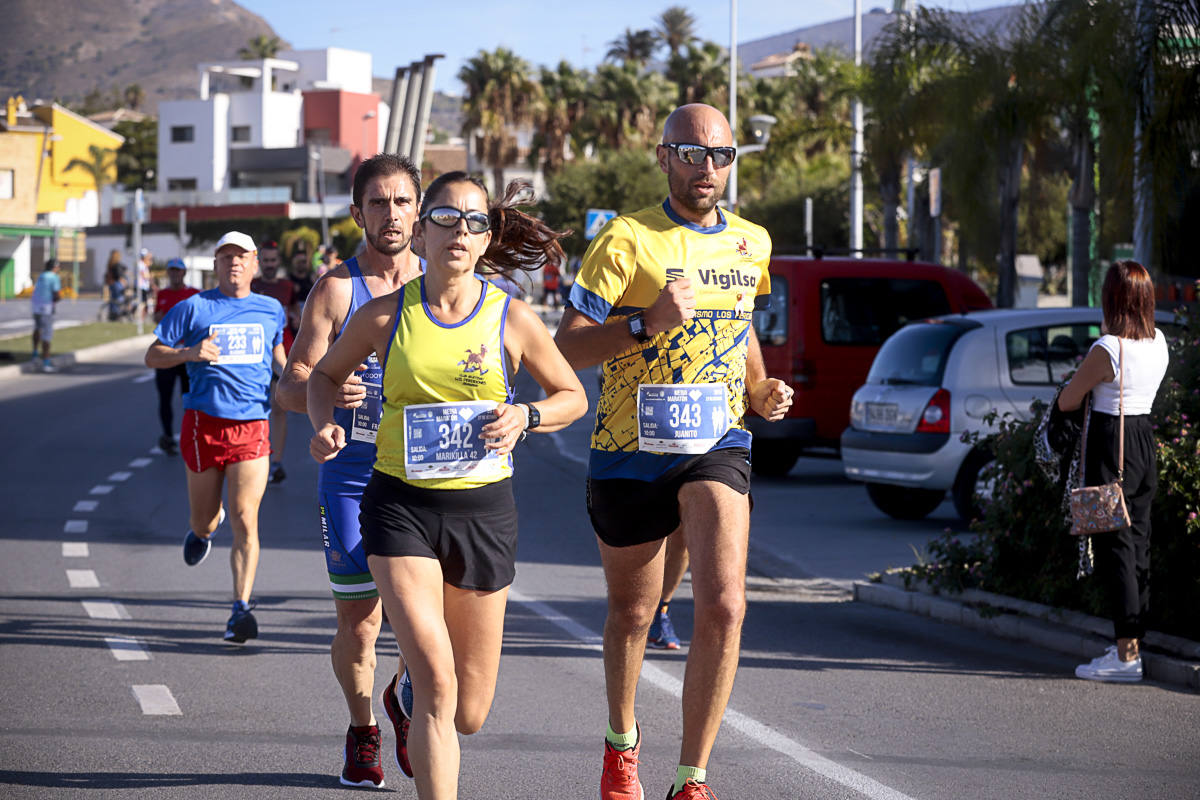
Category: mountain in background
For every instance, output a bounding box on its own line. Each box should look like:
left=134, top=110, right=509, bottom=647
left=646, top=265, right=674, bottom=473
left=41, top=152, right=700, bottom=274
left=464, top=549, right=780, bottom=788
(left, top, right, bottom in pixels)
left=0, top=0, right=283, bottom=113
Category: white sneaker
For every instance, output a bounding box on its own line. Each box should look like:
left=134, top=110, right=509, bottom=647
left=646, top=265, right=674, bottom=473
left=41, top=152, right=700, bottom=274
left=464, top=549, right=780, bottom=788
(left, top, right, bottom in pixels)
left=1075, top=646, right=1143, bottom=683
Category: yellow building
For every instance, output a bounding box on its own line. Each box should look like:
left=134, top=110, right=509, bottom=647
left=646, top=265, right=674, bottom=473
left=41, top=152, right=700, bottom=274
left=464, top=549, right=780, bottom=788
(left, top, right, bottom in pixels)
left=31, top=102, right=124, bottom=224
left=0, top=96, right=44, bottom=226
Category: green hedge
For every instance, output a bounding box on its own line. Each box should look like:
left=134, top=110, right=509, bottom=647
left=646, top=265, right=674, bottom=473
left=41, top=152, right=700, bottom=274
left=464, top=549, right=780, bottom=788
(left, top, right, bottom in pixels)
left=910, top=290, right=1200, bottom=641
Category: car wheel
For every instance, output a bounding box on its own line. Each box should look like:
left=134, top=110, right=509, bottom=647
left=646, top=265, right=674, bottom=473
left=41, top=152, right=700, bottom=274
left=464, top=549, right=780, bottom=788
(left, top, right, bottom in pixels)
left=750, top=441, right=799, bottom=477
left=865, top=482, right=945, bottom=520
left=952, top=448, right=996, bottom=523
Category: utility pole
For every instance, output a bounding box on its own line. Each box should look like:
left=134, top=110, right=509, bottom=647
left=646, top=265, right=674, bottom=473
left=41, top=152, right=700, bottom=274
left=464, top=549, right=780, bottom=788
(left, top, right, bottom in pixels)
left=850, top=0, right=864, bottom=258
left=727, top=0, right=739, bottom=212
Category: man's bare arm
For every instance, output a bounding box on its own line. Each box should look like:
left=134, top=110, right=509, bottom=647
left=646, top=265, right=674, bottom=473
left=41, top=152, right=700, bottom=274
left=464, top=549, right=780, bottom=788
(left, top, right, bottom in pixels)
left=277, top=275, right=357, bottom=414
left=145, top=334, right=217, bottom=369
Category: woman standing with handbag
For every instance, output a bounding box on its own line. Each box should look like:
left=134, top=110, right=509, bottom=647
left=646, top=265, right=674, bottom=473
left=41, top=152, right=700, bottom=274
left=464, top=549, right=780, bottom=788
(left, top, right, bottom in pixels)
left=1058, top=261, right=1169, bottom=683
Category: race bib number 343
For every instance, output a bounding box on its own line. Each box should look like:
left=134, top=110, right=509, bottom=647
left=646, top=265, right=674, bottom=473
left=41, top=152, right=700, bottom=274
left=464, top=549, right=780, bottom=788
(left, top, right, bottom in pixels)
left=209, top=323, right=266, bottom=365
left=637, top=383, right=730, bottom=454
left=403, top=401, right=505, bottom=479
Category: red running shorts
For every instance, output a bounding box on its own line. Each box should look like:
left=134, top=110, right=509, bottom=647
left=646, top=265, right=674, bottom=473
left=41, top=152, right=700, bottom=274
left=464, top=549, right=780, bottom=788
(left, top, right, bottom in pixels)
left=181, top=408, right=270, bottom=473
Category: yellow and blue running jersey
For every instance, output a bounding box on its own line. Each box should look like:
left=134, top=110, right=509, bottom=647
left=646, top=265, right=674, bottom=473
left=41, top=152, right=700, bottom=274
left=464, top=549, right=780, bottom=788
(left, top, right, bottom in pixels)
left=569, top=199, right=772, bottom=480
left=375, top=276, right=514, bottom=489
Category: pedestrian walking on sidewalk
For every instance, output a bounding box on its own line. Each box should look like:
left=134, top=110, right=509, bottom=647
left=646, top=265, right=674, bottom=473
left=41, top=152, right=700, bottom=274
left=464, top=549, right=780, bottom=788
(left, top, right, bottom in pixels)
left=555, top=103, right=794, bottom=800
left=144, top=232, right=287, bottom=643
left=1057, top=260, right=1169, bottom=684
left=307, top=171, right=586, bottom=799
left=30, top=258, right=62, bottom=373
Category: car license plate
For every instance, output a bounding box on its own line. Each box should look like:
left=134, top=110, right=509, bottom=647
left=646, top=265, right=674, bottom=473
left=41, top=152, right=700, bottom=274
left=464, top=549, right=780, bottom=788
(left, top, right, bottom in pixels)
left=866, top=402, right=898, bottom=426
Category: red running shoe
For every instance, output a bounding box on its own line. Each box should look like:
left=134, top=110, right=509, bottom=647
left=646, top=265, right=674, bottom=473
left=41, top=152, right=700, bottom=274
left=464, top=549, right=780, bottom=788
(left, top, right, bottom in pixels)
left=600, top=727, right=643, bottom=800
left=666, top=779, right=718, bottom=799
left=381, top=673, right=413, bottom=778
left=339, top=724, right=385, bottom=788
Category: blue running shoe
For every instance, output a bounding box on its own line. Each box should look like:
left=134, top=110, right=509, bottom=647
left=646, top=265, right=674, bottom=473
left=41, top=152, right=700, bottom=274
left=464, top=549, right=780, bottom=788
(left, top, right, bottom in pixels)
left=224, top=600, right=258, bottom=643
left=182, top=508, right=225, bottom=566
left=647, top=607, right=681, bottom=650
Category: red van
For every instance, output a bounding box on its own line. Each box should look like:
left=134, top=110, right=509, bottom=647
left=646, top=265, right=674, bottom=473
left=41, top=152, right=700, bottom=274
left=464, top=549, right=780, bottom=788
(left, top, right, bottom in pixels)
left=747, top=255, right=993, bottom=475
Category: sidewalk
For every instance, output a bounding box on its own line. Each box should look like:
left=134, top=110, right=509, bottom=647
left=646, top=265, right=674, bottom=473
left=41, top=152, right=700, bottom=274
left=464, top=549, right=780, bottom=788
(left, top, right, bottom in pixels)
left=0, top=333, right=156, bottom=380
left=855, top=571, right=1200, bottom=690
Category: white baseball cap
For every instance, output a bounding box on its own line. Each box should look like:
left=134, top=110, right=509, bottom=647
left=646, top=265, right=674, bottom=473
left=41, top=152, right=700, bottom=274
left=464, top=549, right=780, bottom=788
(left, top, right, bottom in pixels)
left=214, top=231, right=257, bottom=253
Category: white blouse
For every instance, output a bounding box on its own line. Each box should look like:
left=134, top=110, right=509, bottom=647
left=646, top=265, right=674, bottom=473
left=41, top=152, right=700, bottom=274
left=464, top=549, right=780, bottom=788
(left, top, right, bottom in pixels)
left=1088, top=330, right=1169, bottom=415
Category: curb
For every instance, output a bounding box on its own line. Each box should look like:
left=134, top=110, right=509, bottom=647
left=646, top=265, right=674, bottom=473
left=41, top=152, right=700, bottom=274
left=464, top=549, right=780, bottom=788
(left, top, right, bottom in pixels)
left=0, top=334, right=157, bottom=381
left=853, top=575, right=1200, bottom=691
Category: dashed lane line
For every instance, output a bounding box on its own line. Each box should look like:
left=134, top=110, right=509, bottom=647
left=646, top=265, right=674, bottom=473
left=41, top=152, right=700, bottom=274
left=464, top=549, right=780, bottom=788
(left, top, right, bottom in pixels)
left=131, top=685, right=181, bottom=715
left=107, top=471, right=132, bottom=482
left=64, top=520, right=88, bottom=534
left=83, top=600, right=129, bottom=620
left=132, top=372, right=156, bottom=384
left=129, top=457, right=152, bottom=468
left=73, top=500, right=99, bottom=512
left=62, top=542, right=89, bottom=557
left=89, top=485, right=114, bottom=495
left=66, top=569, right=100, bottom=588
left=106, top=637, right=150, bottom=661
left=508, top=588, right=922, bottom=800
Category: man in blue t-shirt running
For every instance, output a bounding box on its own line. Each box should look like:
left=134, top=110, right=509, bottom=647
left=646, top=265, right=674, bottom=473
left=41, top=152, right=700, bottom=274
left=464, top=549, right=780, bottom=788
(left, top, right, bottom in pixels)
left=145, top=231, right=287, bottom=643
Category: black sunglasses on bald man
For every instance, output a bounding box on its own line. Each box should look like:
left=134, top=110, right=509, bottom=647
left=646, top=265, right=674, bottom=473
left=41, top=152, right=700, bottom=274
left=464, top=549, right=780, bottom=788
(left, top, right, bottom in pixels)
left=661, top=142, right=737, bottom=168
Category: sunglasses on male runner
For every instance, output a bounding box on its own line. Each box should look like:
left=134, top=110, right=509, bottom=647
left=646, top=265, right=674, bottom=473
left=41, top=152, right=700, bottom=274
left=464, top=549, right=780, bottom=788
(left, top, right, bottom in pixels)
left=661, top=142, right=737, bottom=168
left=421, top=207, right=491, bottom=234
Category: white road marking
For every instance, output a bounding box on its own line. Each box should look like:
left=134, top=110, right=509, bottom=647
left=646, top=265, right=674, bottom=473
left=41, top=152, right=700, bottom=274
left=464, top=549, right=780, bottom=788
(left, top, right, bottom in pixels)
left=108, top=471, right=132, bottom=482
left=90, top=485, right=114, bottom=495
left=66, top=569, right=100, bottom=588
left=74, top=500, right=99, bottom=512
left=64, top=520, right=88, bottom=534
left=509, top=589, right=921, bottom=800
left=132, top=372, right=156, bottom=384
left=131, top=684, right=181, bottom=715
left=62, top=542, right=89, bottom=557
left=129, top=457, right=153, bottom=468
left=149, top=447, right=164, bottom=455
left=106, top=637, right=150, bottom=661
left=83, top=600, right=129, bottom=620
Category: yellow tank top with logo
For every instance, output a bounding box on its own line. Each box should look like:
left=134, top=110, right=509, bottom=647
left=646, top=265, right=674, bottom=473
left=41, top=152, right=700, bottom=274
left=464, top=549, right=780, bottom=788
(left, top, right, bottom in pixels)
left=374, top=276, right=513, bottom=489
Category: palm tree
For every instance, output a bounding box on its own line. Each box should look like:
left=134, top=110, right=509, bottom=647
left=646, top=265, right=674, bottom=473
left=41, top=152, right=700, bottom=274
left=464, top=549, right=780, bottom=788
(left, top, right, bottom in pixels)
left=65, top=144, right=117, bottom=198
left=238, top=34, right=282, bottom=60
left=459, top=48, right=542, bottom=191
left=586, top=64, right=673, bottom=151
left=655, top=6, right=698, bottom=58
left=123, top=83, right=145, bottom=111
left=605, top=28, right=658, bottom=70
left=533, top=62, right=590, bottom=174
left=666, top=41, right=728, bottom=107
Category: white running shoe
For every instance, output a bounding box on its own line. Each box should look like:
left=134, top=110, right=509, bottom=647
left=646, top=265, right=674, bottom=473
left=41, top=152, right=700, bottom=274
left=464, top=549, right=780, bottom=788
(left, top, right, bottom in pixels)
left=1075, top=646, right=1143, bottom=683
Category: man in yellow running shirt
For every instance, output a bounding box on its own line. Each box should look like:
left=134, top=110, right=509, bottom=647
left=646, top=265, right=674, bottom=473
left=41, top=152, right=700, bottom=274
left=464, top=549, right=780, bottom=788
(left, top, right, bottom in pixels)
left=556, top=103, right=794, bottom=800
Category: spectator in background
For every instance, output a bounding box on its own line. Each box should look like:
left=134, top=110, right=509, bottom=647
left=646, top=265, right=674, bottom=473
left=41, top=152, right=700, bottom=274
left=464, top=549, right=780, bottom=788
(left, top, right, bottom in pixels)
left=30, top=258, right=62, bottom=373
left=153, top=258, right=201, bottom=454
left=252, top=240, right=297, bottom=484
left=138, top=248, right=156, bottom=312
left=105, top=249, right=129, bottom=321
left=288, top=243, right=316, bottom=336
left=542, top=259, right=561, bottom=309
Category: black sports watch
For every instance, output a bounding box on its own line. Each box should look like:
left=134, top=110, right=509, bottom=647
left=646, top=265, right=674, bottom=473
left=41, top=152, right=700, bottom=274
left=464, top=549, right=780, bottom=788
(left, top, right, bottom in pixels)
left=628, top=312, right=651, bottom=343
left=522, top=403, right=541, bottom=430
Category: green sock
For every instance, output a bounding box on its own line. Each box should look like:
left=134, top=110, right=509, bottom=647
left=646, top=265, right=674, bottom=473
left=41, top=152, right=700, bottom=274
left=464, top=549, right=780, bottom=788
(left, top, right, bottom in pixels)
left=605, top=722, right=638, bottom=751
left=674, top=766, right=706, bottom=794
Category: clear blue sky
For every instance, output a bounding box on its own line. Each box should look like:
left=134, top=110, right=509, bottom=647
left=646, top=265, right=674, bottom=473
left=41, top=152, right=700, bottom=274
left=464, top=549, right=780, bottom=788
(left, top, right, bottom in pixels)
left=237, top=0, right=1007, bottom=95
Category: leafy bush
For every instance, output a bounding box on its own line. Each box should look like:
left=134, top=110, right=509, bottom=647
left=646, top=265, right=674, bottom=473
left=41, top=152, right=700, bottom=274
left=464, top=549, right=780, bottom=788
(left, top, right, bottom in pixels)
left=911, top=291, right=1200, bottom=640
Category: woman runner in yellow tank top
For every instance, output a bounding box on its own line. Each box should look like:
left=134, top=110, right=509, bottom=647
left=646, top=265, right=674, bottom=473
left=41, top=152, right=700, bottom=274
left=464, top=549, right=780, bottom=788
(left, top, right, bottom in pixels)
left=307, top=172, right=587, bottom=799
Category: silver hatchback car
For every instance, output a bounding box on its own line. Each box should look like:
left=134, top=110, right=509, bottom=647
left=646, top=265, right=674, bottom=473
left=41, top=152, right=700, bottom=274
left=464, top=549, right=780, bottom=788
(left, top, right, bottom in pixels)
left=840, top=307, right=1176, bottom=521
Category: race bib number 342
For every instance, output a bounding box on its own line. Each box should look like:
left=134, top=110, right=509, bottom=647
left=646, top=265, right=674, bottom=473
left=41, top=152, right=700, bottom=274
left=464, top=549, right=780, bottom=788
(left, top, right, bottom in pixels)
left=637, top=383, right=730, bottom=454
left=403, top=401, right=506, bottom=479
left=209, top=323, right=266, bottom=365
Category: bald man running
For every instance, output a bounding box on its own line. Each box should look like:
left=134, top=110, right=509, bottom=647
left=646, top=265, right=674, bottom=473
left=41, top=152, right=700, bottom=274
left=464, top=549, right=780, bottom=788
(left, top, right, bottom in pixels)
left=555, top=104, right=793, bottom=800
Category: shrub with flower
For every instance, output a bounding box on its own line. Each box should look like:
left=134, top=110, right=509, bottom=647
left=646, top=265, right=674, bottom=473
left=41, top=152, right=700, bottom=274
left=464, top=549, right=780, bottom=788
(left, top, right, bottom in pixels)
left=910, top=290, right=1200, bottom=640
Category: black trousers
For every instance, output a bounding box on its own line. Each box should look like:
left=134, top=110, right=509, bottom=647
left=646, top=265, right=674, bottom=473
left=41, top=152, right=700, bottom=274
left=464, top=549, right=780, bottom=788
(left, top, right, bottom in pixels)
left=155, top=365, right=189, bottom=438
left=1085, top=412, right=1156, bottom=641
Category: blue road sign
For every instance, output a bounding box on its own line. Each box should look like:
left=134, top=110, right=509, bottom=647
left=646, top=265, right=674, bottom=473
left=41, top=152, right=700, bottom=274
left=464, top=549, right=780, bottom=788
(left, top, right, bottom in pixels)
left=585, top=208, right=618, bottom=240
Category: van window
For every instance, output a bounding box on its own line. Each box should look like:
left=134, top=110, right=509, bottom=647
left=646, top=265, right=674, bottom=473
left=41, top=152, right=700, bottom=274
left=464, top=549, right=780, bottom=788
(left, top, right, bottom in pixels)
left=1007, top=324, right=1098, bottom=384
left=820, top=278, right=951, bottom=345
left=752, top=276, right=788, bottom=345
left=866, top=322, right=969, bottom=386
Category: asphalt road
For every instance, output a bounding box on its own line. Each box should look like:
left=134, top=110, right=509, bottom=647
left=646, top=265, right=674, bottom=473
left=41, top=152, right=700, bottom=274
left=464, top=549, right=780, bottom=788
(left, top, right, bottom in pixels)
left=0, top=345, right=1196, bottom=799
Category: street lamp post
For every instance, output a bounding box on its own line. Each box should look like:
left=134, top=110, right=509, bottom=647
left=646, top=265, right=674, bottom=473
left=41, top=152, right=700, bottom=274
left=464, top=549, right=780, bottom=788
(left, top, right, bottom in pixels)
left=310, top=148, right=329, bottom=249
left=362, top=110, right=377, bottom=164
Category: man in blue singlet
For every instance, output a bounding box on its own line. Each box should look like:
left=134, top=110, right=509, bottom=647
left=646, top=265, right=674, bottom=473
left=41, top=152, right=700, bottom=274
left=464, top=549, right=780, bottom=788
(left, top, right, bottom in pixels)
left=277, top=153, right=423, bottom=789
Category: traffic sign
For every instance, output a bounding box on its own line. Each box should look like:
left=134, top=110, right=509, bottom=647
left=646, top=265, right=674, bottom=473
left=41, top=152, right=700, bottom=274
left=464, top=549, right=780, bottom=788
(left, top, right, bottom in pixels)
left=585, top=208, right=618, bottom=240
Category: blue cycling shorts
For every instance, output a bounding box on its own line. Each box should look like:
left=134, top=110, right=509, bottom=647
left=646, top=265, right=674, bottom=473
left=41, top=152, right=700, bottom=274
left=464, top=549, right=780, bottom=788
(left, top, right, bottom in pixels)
left=319, top=484, right=378, bottom=601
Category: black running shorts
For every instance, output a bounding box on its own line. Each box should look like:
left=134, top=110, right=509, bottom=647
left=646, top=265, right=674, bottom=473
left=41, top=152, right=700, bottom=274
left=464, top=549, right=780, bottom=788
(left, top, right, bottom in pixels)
left=359, top=470, right=518, bottom=592
left=586, top=447, right=752, bottom=548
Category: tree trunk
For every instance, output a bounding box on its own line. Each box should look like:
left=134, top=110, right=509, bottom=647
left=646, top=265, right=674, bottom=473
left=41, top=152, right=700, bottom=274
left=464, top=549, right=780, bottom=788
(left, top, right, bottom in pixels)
left=995, top=135, right=1024, bottom=308
left=1133, top=0, right=1156, bottom=272
left=1069, top=123, right=1096, bottom=307
left=878, top=159, right=901, bottom=255
left=492, top=166, right=505, bottom=196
